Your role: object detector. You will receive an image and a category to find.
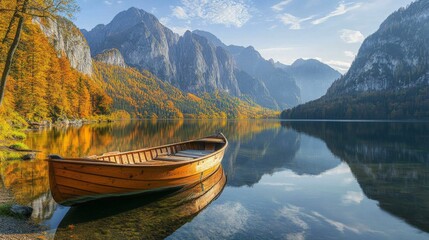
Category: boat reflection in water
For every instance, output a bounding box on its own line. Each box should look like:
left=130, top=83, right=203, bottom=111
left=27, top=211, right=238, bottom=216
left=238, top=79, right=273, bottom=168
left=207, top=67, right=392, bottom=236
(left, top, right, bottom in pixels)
left=53, top=166, right=226, bottom=239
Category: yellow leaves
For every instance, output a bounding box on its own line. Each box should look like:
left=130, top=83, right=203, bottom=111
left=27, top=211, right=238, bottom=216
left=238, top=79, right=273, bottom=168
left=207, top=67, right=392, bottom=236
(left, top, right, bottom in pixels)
left=187, top=93, right=202, bottom=102
left=0, top=16, right=112, bottom=121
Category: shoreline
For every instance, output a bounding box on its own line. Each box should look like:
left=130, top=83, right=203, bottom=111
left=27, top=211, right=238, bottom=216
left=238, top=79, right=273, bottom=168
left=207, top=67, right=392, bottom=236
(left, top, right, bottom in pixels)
left=0, top=216, right=45, bottom=240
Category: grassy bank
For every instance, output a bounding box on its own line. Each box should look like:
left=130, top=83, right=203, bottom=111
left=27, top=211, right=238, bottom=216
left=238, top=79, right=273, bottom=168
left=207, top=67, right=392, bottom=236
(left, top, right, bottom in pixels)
left=0, top=107, right=29, bottom=161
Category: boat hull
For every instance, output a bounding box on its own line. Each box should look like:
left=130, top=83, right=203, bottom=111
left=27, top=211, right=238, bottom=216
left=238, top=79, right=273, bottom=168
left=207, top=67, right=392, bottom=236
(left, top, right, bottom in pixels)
left=53, top=166, right=227, bottom=239
left=48, top=134, right=227, bottom=205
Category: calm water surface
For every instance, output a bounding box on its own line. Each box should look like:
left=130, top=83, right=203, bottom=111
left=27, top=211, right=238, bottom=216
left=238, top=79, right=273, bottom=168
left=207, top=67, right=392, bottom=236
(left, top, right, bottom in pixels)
left=1, top=120, right=429, bottom=239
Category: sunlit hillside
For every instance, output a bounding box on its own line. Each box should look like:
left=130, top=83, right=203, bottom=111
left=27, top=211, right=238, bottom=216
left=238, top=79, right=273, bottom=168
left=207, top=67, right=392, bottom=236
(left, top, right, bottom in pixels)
left=0, top=13, right=275, bottom=123
left=94, top=62, right=277, bottom=119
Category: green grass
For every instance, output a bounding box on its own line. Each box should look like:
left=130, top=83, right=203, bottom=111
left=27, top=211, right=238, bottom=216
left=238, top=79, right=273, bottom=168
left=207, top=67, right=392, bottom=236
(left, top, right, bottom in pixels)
left=6, top=152, right=26, bottom=160
left=9, top=142, right=29, bottom=151
left=11, top=131, right=26, bottom=140
left=0, top=203, right=18, bottom=218
left=0, top=107, right=28, bottom=162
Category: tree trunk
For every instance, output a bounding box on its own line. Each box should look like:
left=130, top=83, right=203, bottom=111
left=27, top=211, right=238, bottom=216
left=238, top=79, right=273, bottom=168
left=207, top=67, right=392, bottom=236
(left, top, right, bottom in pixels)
left=2, top=8, right=18, bottom=44
left=0, top=0, right=28, bottom=106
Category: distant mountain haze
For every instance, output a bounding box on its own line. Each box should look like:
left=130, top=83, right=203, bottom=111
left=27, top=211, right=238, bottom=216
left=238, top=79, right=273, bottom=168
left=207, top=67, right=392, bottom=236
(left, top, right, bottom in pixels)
left=282, top=0, right=429, bottom=119
left=275, top=59, right=341, bottom=103
left=193, top=30, right=341, bottom=107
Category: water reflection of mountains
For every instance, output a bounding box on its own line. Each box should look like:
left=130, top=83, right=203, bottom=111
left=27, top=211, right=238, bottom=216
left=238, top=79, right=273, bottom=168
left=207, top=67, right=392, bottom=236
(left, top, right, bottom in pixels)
left=223, top=127, right=340, bottom=187
left=54, top=166, right=226, bottom=240
left=283, top=121, right=429, bottom=233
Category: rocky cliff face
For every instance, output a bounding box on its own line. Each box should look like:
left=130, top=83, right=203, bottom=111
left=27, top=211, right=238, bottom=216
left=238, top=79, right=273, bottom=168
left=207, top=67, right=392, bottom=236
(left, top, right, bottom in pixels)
left=174, top=31, right=240, bottom=95
left=192, top=30, right=227, bottom=49
left=82, top=7, right=178, bottom=83
left=282, top=0, right=429, bottom=119
left=83, top=7, right=240, bottom=96
left=35, top=17, right=93, bottom=75
left=327, top=0, right=429, bottom=96
left=94, top=48, right=126, bottom=67
left=193, top=30, right=300, bottom=109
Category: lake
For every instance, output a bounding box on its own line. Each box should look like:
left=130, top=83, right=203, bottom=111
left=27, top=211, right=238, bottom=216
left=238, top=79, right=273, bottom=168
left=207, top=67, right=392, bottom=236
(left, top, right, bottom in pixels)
left=1, top=120, right=429, bottom=239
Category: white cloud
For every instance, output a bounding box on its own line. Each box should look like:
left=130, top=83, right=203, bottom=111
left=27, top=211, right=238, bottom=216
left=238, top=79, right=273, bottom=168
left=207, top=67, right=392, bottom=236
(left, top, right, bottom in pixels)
left=116, top=0, right=122, bottom=3
left=171, top=0, right=252, bottom=27
left=342, top=191, right=364, bottom=205
left=286, top=232, right=306, bottom=240
left=172, top=6, right=188, bottom=19
left=260, top=182, right=298, bottom=191
left=320, top=163, right=351, bottom=176
left=312, top=3, right=362, bottom=25
left=342, top=176, right=355, bottom=184
left=312, top=211, right=360, bottom=233
left=344, top=51, right=356, bottom=58
left=277, top=13, right=314, bottom=30
left=271, top=0, right=292, bottom=12
left=104, top=0, right=112, bottom=5
left=340, top=29, right=365, bottom=43
left=279, top=205, right=310, bottom=230
left=324, top=60, right=351, bottom=73
left=185, top=202, right=250, bottom=238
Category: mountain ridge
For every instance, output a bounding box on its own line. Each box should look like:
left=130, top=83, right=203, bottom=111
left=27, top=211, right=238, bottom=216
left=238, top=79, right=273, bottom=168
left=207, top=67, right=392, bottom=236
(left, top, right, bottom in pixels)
left=83, top=7, right=242, bottom=97
left=282, top=0, right=429, bottom=119
left=192, top=29, right=341, bottom=106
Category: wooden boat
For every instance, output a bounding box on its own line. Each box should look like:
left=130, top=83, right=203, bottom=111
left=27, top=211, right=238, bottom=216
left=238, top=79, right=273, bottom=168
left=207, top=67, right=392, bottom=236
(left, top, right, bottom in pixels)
left=54, top=166, right=227, bottom=239
left=47, top=133, right=227, bottom=206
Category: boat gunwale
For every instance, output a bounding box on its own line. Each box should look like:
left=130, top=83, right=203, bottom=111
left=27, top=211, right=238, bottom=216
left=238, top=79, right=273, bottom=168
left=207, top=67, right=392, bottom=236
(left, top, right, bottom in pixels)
left=46, top=133, right=228, bottom=167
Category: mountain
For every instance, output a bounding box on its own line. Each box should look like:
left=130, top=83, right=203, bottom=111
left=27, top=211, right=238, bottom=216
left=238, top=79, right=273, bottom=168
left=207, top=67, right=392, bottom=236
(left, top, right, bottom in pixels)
left=228, top=45, right=300, bottom=109
left=93, top=61, right=274, bottom=119
left=328, top=1, right=429, bottom=95
left=193, top=30, right=300, bottom=109
left=1, top=17, right=111, bottom=121
left=35, top=17, right=93, bottom=75
left=234, top=69, right=278, bottom=109
left=276, top=59, right=341, bottom=103
left=284, top=121, right=429, bottom=232
left=282, top=0, right=429, bottom=119
left=83, top=7, right=241, bottom=96
left=94, top=48, right=127, bottom=67
left=174, top=31, right=240, bottom=95
left=192, top=30, right=227, bottom=49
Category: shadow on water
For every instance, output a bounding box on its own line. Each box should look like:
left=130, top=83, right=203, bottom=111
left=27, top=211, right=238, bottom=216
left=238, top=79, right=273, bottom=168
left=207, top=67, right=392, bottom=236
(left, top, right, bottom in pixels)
left=283, top=121, right=429, bottom=233
left=53, top=166, right=227, bottom=240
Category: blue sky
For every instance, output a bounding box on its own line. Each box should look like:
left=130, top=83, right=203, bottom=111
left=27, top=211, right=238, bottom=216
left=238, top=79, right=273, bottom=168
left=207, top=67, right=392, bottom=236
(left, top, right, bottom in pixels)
left=75, top=0, right=414, bottom=73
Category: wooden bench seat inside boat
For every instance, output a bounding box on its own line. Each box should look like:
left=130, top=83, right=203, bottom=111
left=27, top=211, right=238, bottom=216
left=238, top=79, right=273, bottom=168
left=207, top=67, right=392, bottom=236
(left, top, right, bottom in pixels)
left=153, top=149, right=214, bottom=162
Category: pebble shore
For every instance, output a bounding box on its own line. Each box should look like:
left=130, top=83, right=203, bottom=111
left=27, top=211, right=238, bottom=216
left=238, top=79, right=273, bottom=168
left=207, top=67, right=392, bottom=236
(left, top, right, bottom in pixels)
left=0, top=216, right=45, bottom=240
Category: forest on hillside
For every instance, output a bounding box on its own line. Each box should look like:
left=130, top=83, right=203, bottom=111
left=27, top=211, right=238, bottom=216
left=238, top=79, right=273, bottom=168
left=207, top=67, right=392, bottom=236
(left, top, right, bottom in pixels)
left=0, top=12, right=275, bottom=124
left=281, top=86, right=429, bottom=120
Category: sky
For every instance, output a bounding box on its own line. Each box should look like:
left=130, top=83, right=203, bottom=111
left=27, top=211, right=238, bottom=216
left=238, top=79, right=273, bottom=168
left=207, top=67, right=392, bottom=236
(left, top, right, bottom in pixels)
left=74, top=0, right=415, bottom=73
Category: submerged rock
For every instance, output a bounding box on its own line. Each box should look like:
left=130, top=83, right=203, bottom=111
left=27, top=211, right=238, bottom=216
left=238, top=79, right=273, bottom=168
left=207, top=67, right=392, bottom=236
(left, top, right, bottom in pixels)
left=22, top=153, right=36, bottom=161
left=11, top=205, right=33, bottom=218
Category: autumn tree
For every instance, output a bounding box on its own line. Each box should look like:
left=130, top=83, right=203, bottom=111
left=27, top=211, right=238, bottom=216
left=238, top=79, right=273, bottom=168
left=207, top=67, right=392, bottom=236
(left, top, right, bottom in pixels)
left=0, top=0, right=78, bottom=106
